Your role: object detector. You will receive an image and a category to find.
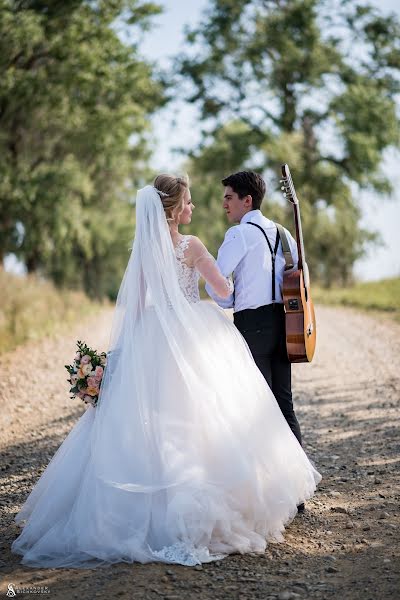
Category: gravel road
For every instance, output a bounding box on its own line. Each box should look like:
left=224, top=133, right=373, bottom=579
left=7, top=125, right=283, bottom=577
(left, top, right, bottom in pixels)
left=0, top=305, right=399, bottom=599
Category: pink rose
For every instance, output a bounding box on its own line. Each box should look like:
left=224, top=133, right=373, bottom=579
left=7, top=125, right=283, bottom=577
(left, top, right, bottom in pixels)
left=75, top=352, right=81, bottom=361
left=87, top=377, right=99, bottom=389
left=81, top=355, right=91, bottom=364
left=94, top=366, right=103, bottom=380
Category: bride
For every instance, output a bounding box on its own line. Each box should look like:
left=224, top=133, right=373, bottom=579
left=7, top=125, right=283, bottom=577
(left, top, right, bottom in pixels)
left=11, top=174, right=321, bottom=568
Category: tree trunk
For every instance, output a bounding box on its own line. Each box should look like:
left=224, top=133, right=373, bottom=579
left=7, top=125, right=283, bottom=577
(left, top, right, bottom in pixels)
left=26, top=254, right=39, bottom=273
left=281, top=83, right=296, bottom=132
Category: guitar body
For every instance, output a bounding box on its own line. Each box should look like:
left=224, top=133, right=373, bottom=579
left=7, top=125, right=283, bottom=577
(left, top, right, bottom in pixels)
left=280, top=163, right=317, bottom=363
left=282, top=269, right=316, bottom=363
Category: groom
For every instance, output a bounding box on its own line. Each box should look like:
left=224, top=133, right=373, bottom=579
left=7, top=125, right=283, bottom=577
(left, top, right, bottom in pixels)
left=205, top=170, right=304, bottom=466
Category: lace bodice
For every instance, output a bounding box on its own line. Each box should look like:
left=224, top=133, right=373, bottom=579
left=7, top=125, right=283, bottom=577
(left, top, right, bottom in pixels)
left=174, top=236, right=201, bottom=304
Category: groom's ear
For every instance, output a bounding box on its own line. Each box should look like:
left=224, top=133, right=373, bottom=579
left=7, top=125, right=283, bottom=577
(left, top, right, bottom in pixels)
left=244, top=195, right=253, bottom=209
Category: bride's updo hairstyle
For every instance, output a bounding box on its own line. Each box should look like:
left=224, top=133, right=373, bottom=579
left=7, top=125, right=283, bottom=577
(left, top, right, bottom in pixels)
left=153, top=174, right=189, bottom=223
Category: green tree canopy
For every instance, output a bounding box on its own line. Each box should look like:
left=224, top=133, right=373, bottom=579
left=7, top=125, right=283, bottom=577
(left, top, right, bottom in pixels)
left=0, top=0, right=164, bottom=297
left=179, top=0, right=400, bottom=285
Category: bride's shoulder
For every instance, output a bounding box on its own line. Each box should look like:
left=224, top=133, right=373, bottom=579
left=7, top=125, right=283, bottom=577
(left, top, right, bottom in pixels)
left=186, top=235, right=206, bottom=248
left=183, top=235, right=210, bottom=266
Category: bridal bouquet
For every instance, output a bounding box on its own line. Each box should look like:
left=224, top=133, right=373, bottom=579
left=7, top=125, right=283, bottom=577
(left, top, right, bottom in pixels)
left=65, top=340, right=107, bottom=407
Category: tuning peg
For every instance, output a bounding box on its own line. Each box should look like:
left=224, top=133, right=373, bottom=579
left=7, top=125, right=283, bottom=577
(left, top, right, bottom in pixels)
left=281, top=186, right=285, bottom=191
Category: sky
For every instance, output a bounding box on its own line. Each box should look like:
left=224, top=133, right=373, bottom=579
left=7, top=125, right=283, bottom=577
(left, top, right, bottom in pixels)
left=139, top=0, right=400, bottom=282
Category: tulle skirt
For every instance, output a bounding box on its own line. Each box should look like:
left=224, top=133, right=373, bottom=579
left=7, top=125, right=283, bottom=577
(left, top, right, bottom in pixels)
left=11, top=301, right=321, bottom=568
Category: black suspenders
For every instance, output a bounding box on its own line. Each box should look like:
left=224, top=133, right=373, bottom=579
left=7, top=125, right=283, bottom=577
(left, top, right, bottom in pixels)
left=247, top=222, right=281, bottom=303
left=231, top=221, right=294, bottom=308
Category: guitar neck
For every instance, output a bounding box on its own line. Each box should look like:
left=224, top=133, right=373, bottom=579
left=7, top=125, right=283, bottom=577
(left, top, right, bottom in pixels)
left=293, top=202, right=305, bottom=269
left=281, top=164, right=310, bottom=288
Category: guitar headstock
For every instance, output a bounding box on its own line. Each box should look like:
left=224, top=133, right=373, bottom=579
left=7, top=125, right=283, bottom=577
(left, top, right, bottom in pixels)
left=280, top=164, right=298, bottom=205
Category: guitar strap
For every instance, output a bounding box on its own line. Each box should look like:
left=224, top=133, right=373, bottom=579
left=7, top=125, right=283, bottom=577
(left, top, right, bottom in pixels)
left=275, top=223, right=295, bottom=271
left=247, top=222, right=294, bottom=303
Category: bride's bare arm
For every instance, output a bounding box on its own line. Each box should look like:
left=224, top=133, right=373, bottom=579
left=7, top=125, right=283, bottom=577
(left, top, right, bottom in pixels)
left=187, top=237, right=233, bottom=299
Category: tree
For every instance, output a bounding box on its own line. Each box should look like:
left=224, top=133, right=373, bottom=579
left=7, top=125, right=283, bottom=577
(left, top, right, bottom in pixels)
left=179, top=0, right=400, bottom=285
left=0, top=0, right=164, bottom=297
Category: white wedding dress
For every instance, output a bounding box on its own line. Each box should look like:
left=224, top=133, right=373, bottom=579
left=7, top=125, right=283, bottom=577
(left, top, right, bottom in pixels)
left=12, top=188, right=321, bottom=569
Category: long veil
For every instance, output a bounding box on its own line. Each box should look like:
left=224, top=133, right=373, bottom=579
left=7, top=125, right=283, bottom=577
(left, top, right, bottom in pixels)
left=91, top=185, right=235, bottom=494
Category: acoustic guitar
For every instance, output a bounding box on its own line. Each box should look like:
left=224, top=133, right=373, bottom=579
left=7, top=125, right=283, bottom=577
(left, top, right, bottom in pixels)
left=280, top=164, right=316, bottom=363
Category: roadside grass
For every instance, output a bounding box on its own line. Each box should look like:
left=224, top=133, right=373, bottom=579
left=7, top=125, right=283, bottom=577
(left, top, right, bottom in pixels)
left=0, top=268, right=110, bottom=354
left=313, top=277, right=400, bottom=321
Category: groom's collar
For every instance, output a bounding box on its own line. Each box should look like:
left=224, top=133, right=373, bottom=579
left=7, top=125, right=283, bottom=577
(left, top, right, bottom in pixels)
left=240, top=209, right=262, bottom=224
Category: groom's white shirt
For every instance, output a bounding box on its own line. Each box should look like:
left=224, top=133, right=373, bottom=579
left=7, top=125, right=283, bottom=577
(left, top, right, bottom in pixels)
left=205, top=209, right=298, bottom=312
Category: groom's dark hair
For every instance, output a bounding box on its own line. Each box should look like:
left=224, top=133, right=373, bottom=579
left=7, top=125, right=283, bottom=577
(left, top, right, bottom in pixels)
left=221, top=171, right=266, bottom=210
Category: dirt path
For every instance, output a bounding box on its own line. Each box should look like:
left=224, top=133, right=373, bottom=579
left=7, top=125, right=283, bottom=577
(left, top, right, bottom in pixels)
left=0, top=305, right=399, bottom=599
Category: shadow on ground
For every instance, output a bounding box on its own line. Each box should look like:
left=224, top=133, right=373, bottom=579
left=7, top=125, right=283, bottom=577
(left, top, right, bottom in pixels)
left=0, top=376, right=399, bottom=599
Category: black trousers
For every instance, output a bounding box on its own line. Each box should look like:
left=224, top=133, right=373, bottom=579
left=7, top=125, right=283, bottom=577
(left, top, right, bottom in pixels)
left=233, top=303, right=302, bottom=445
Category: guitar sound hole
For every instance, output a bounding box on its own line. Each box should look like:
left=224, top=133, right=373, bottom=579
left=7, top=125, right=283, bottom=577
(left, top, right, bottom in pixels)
left=288, top=299, right=299, bottom=310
